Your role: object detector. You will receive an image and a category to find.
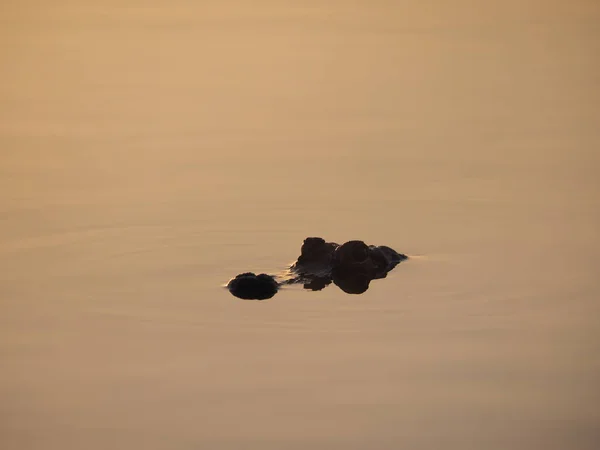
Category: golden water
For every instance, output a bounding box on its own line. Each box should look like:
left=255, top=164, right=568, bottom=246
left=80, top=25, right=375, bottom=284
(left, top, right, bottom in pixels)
left=1, top=1, right=599, bottom=449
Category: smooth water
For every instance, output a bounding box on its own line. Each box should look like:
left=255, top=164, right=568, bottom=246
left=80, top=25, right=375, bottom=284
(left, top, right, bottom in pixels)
left=1, top=1, right=599, bottom=449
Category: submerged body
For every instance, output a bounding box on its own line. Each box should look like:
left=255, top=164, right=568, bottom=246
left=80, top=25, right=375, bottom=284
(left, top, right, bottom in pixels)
left=227, top=237, right=407, bottom=299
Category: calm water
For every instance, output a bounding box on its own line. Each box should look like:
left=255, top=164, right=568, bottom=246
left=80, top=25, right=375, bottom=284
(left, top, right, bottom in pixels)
left=1, top=1, right=599, bottom=449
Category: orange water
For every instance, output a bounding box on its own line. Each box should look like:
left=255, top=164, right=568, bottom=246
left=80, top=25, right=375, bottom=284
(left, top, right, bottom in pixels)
left=1, top=2, right=599, bottom=449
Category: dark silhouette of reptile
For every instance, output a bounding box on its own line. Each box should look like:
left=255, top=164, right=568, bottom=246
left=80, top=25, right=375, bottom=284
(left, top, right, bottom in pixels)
left=227, top=237, right=407, bottom=300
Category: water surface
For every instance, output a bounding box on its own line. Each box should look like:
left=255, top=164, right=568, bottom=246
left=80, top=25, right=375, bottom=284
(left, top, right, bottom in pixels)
left=1, top=1, right=599, bottom=449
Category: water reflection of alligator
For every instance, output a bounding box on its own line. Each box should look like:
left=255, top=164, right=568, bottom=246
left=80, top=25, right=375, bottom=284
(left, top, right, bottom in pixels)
left=227, top=237, right=407, bottom=300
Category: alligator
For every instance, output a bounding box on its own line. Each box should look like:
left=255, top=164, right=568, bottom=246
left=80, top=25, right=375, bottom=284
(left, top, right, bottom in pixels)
left=227, top=237, right=407, bottom=300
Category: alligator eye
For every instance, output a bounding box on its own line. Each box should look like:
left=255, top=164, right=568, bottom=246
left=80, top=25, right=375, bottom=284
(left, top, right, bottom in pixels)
left=352, top=245, right=368, bottom=263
